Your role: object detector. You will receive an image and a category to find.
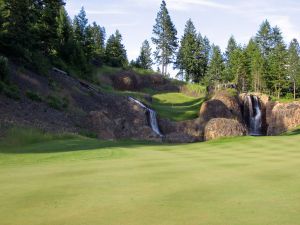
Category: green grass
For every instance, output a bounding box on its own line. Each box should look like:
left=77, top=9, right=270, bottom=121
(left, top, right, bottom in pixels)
left=1, top=130, right=300, bottom=225
left=152, top=92, right=205, bottom=121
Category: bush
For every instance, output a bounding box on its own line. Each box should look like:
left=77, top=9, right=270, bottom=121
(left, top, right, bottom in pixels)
left=3, top=84, right=20, bottom=100
left=0, top=55, right=9, bottom=81
left=46, top=95, right=69, bottom=110
left=26, top=90, right=42, bottom=102
left=29, top=51, right=51, bottom=76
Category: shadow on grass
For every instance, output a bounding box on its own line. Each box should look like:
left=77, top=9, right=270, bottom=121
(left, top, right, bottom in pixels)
left=0, top=138, right=160, bottom=154
left=284, top=128, right=300, bottom=136
left=153, top=97, right=204, bottom=107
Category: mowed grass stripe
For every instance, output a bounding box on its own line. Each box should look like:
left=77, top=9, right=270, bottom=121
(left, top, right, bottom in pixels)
left=0, top=134, right=300, bottom=225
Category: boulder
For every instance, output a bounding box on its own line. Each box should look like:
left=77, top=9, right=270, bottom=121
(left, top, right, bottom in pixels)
left=199, top=90, right=243, bottom=123
left=204, top=118, right=248, bottom=141
left=159, top=118, right=204, bottom=143
left=267, top=101, right=300, bottom=135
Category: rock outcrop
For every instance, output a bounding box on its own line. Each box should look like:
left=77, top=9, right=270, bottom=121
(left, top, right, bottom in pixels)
left=267, top=101, right=300, bottom=135
left=204, top=118, right=248, bottom=141
left=199, top=90, right=243, bottom=123
left=159, top=118, right=204, bottom=143
left=87, top=97, right=162, bottom=141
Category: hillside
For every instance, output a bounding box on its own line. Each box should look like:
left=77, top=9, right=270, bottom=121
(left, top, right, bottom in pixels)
left=0, top=63, right=206, bottom=141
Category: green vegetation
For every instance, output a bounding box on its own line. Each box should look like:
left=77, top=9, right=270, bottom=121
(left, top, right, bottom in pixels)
left=152, top=92, right=204, bottom=121
left=0, top=55, right=9, bottom=81
left=1, top=130, right=300, bottom=225
left=2, top=83, right=20, bottom=100
left=46, top=95, right=69, bottom=110
left=26, top=90, right=42, bottom=102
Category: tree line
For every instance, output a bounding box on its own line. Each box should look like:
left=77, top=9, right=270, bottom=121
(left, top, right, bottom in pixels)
left=151, top=1, right=300, bottom=99
left=0, top=0, right=299, bottom=98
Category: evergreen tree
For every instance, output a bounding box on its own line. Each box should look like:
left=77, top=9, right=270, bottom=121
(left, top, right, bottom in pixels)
left=175, top=19, right=210, bottom=82
left=175, top=19, right=198, bottom=81
left=206, top=45, right=225, bottom=84
left=255, top=20, right=273, bottom=57
left=1, top=0, right=39, bottom=53
left=224, top=36, right=238, bottom=82
left=232, top=47, right=250, bottom=92
left=105, top=30, right=128, bottom=67
left=287, top=39, right=300, bottom=99
left=38, top=0, right=65, bottom=54
left=152, top=0, right=178, bottom=76
left=73, top=7, right=88, bottom=45
left=268, top=42, right=288, bottom=98
left=245, top=38, right=265, bottom=92
left=135, top=40, right=153, bottom=69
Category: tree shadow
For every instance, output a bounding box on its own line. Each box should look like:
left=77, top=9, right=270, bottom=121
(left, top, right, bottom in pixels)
left=0, top=138, right=160, bottom=154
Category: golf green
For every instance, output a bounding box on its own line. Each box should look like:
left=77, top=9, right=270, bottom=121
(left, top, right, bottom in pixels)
left=1, top=134, right=300, bottom=225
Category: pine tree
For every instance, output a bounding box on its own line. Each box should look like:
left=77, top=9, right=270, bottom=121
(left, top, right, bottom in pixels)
left=206, top=45, right=225, bottom=84
left=268, top=42, right=288, bottom=98
left=256, top=20, right=273, bottom=57
left=287, top=39, right=300, bottom=99
left=232, top=47, right=250, bottom=92
left=105, top=30, right=128, bottom=67
left=38, top=0, right=65, bottom=54
left=224, top=36, right=238, bottom=82
left=73, top=7, right=88, bottom=45
left=245, top=38, right=265, bottom=92
left=136, top=40, right=153, bottom=69
left=175, top=19, right=198, bottom=81
left=1, top=0, right=38, bottom=53
left=152, top=0, right=178, bottom=76
left=175, top=19, right=210, bottom=83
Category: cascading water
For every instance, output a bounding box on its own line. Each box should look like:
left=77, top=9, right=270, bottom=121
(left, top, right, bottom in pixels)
left=244, top=95, right=262, bottom=136
left=128, top=97, right=163, bottom=137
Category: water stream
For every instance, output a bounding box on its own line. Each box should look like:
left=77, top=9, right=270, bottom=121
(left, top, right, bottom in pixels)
left=128, top=97, right=163, bottom=137
left=244, top=95, right=262, bottom=136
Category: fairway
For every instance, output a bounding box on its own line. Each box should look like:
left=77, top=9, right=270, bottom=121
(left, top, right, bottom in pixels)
left=1, top=133, right=300, bottom=225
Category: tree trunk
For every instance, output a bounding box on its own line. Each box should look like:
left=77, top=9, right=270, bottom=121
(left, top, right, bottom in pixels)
left=294, top=81, right=296, bottom=100
left=165, top=64, right=168, bottom=76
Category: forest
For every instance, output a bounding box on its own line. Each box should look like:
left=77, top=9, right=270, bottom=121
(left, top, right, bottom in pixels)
left=0, top=0, right=299, bottom=99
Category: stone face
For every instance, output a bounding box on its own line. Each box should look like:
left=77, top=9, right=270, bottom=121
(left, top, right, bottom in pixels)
left=200, top=90, right=243, bottom=123
left=267, top=101, right=300, bottom=135
left=204, top=118, right=248, bottom=141
left=87, top=98, right=162, bottom=141
left=159, top=118, right=204, bottom=143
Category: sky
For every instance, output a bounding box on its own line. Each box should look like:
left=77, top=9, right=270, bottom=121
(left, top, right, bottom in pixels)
left=65, top=0, right=300, bottom=74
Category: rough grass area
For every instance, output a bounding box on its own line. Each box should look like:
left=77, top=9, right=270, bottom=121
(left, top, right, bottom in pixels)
left=152, top=92, right=205, bottom=121
left=1, top=130, right=300, bottom=225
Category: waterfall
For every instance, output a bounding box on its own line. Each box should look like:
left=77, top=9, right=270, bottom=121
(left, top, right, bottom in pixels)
left=244, top=95, right=262, bottom=136
left=128, top=97, right=163, bottom=137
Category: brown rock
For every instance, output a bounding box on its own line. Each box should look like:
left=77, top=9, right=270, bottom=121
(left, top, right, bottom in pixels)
left=204, top=118, right=247, bottom=141
left=200, top=90, right=243, bottom=123
left=267, top=101, right=300, bottom=135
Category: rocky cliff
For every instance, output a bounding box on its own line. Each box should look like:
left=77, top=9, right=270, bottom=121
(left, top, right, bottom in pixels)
left=267, top=101, right=300, bottom=135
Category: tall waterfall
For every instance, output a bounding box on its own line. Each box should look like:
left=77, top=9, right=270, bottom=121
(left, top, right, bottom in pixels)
left=128, top=97, right=163, bottom=137
left=244, top=95, right=262, bottom=136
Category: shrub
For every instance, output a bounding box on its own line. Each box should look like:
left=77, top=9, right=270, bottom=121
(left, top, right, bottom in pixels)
left=46, top=95, right=69, bottom=110
left=0, top=55, right=9, bottom=81
left=26, top=90, right=42, bottom=102
left=29, top=51, right=51, bottom=76
left=3, top=84, right=20, bottom=100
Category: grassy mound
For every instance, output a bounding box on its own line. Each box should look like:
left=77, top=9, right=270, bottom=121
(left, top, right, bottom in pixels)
left=152, top=92, right=205, bottom=121
left=1, top=130, right=300, bottom=225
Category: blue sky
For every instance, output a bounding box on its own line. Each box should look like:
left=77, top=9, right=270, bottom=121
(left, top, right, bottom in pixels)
left=66, top=0, right=300, bottom=72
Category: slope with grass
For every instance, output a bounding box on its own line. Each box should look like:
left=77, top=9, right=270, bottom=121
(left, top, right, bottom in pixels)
left=152, top=92, right=205, bottom=121
left=1, top=129, right=300, bottom=225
